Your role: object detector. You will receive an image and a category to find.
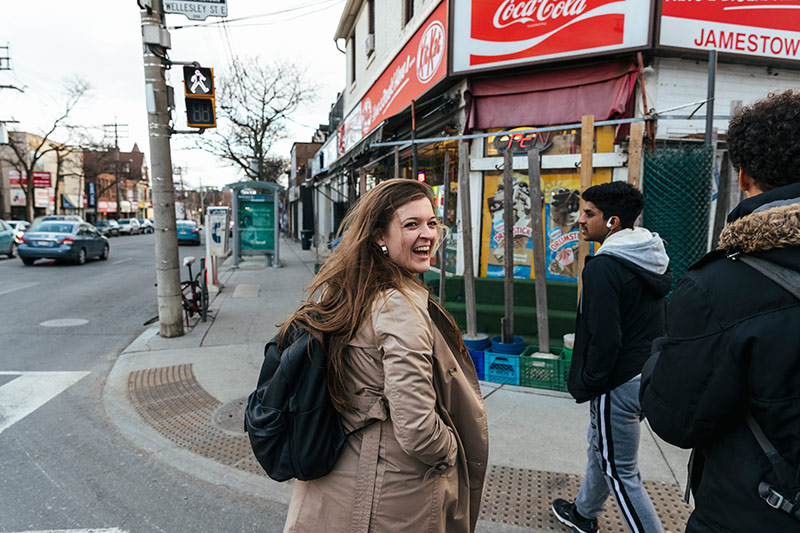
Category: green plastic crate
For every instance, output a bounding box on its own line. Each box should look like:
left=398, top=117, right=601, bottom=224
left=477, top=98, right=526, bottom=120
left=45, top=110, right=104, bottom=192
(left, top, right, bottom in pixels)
left=520, top=346, right=562, bottom=390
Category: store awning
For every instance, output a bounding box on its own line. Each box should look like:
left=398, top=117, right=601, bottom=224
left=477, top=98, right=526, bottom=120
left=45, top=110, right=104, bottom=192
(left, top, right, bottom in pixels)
left=465, top=62, right=638, bottom=130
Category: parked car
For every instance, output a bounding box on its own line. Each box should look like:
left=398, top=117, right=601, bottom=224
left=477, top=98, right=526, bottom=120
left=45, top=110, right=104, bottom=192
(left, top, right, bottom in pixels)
left=138, top=218, right=154, bottom=233
left=95, top=219, right=120, bottom=237
left=31, top=214, right=85, bottom=226
left=6, top=220, right=30, bottom=242
left=0, top=220, right=18, bottom=258
left=176, top=220, right=201, bottom=245
left=18, top=221, right=109, bottom=265
left=117, top=218, right=141, bottom=235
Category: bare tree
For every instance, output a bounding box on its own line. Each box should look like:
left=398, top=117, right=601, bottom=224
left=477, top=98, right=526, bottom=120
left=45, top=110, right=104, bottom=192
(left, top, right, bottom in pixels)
left=1, top=77, right=91, bottom=221
left=196, top=57, right=316, bottom=182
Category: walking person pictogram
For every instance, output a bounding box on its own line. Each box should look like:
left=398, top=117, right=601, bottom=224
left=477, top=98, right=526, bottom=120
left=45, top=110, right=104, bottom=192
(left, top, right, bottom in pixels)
left=190, top=69, right=209, bottom=94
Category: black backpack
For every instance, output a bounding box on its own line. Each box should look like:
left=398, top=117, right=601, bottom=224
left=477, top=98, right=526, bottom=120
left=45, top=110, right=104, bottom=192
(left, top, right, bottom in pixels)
left=244, top=322, right=353, bottom=482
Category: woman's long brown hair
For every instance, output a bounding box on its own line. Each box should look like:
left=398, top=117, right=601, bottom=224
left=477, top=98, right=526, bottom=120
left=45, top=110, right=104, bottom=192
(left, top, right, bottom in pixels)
left=278, top=178, right=459, bottom=413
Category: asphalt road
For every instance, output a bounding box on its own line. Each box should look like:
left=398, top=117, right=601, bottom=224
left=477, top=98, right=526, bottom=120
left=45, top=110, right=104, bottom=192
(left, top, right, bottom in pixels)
left=0, top=232, right=287, bottom=533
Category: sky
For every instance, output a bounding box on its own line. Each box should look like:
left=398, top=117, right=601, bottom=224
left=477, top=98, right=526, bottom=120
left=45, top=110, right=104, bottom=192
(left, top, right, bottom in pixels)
left=0, top=0, right=347, bottom=189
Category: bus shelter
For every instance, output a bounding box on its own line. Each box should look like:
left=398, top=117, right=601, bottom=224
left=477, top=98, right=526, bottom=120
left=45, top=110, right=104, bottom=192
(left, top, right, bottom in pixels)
left=225, top=180, right=283, bottom=268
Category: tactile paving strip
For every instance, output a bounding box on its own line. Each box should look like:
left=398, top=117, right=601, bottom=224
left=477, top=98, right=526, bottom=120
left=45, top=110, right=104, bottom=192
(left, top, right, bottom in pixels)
left=128, top=364, right=264, bottom=476
left=480, top=464, right=693, bottom=532
left=128, top=364, right=693, bottom=530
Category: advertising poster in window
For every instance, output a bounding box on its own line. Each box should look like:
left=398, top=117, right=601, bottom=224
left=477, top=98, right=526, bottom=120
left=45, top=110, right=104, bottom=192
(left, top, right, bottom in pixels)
left=479, top=126, right=614, bottom=280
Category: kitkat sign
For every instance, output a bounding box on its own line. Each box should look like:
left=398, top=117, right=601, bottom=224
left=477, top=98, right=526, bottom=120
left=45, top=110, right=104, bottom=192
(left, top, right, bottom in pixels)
left=659, top=1, right=800, bottom=61
left=451, top=0, right=652, bottom=74
left=337, top=1, right=448, bottom=157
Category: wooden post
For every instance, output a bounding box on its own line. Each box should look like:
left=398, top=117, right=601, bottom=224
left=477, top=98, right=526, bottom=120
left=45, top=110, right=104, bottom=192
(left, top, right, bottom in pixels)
left=577, top=115, right=595, bottom=302
left=439, top=153, right=450, bottom=303
left=528, top=147, right=549, bottom=353
left=502, top=148, right=514, bottom=344
left=359, top=167, right=367, bottom=196
left=628, top=121, right=644, bottom=188
left=458, top=140, right=478, bottom=338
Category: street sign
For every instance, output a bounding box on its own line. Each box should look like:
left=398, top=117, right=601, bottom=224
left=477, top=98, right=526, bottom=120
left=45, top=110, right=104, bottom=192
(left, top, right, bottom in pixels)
left=183, top=66, right=214, bottom=97
left=163, top=0, right=227, bottom=21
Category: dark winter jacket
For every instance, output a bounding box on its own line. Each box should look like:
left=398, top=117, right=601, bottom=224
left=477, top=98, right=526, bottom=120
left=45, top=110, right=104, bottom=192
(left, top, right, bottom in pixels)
left=567, top=228, right=672, bottom=403
left=641, top=181, right=800, bottom=533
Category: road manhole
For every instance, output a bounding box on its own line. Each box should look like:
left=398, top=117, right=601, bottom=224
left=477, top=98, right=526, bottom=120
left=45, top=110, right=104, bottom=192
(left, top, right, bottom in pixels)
left=213, top=396, right=248, bottom=434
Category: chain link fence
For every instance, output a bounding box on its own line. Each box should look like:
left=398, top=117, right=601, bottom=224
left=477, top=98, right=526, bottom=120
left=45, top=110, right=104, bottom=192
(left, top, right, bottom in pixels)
left=643, top=144, right=715, bottom=290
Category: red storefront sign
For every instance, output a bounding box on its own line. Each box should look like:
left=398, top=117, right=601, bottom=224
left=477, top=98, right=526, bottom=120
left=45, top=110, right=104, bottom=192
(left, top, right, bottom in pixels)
left=451, top=0, right=652, bottom=74
left=8, top=170, right=52, bottom=188
left=337, top=0, right=448, bottom=157
left=33, top=171, right=51, bottom=188
left=659, top=1, right=800, bottom=61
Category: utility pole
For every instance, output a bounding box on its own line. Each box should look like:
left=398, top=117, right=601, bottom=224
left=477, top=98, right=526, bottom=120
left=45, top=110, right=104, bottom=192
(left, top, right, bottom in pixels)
left=140, top=0, right=184, bottom=337
left=104, top=120, right=128, bottom=220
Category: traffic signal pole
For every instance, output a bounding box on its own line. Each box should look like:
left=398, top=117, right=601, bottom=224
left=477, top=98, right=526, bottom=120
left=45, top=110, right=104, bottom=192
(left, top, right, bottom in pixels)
left=140, top=0, right=184, bottom=337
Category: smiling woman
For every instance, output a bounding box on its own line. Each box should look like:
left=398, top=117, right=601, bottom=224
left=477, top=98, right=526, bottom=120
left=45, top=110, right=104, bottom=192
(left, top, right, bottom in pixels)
left=276, top=178, right=489, bottom=532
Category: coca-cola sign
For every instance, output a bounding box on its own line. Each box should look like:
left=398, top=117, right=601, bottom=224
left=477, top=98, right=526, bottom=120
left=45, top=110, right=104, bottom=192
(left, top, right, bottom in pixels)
left=452, top=0, right=652, bottom=74
left=659, top=0, right=800, bottom=61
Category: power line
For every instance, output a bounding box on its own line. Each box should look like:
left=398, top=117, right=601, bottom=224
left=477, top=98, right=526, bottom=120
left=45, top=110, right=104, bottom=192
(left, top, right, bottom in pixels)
left=167, top=0, right=344, bottom=30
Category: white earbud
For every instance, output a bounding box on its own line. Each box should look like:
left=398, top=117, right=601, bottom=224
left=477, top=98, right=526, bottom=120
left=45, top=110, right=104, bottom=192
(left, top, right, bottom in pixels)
left=606, top=219, right=613, bottom=229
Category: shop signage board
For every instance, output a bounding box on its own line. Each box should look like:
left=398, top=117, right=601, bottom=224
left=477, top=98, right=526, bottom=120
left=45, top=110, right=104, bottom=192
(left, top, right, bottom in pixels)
left=451, top=0, right=652, bottom=74
left=337, top=0, right=448, bottom=157
left=10, top=189, right=25, bottom=207
left=659, top=0, right=800, bottom=61
left=8, top=170, right=51, bottom=188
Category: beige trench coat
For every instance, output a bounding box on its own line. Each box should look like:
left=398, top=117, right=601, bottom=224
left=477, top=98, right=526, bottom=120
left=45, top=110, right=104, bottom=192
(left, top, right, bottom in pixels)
left=284, top=284, right=489, bottom=532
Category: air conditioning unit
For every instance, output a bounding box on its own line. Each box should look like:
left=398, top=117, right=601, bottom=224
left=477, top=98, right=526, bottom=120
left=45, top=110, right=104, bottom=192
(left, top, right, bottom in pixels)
left=365, top=34, right=375, bottom=56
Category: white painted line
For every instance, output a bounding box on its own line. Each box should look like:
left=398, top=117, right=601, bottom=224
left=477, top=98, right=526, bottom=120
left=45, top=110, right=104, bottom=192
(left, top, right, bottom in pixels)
left=0, top=281, right=38, bottom=296
left=0, top=371, right=90, bottom=436
left=9, top=527, right=128, bottom=533
left=112, top=258, right=132, bottom=265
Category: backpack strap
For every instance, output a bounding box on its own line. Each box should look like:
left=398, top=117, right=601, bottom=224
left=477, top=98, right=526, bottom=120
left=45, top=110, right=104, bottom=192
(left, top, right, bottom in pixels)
left=745, top=413, right=800, bottom=517
left=730, top=253, right=800, bottom=300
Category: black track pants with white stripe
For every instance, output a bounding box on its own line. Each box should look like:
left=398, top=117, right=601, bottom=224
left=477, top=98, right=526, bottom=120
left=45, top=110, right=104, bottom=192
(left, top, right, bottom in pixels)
left=574, top=376, right=663, bottom=533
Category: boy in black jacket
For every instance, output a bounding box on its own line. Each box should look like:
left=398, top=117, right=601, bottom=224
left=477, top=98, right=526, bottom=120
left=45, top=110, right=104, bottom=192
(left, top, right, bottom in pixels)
left=641, top=91, right=800, bottom=532
left=552, top=182, right=671, bottom=533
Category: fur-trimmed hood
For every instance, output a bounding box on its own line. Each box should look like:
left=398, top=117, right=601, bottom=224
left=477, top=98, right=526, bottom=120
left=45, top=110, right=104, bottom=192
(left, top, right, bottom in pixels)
left=718, top=201, right=800, bottom=253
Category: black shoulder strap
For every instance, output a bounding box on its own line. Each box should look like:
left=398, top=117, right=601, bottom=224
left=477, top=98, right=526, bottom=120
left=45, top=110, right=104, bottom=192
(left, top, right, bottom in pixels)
left=733, top=254, right=800, bottom=300
left=745, top=413, right=800, bottom=516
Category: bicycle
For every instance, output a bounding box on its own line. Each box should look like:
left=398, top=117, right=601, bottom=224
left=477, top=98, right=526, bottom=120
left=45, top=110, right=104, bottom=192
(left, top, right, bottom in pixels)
left=144, top=256, right=209, bottom=328
left=181, top=255, right=208, bottom=327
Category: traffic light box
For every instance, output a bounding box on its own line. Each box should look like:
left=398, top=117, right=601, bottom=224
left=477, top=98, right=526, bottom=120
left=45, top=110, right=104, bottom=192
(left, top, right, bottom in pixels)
left=183, top=66, right=216, bottom=128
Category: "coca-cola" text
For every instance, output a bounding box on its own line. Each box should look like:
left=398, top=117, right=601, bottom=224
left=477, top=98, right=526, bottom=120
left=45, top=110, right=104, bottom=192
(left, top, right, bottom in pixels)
left=493, top=0, right=588, bottom=28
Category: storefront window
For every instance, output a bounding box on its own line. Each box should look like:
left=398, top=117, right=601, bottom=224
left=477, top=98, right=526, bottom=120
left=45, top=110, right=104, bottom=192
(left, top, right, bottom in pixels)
left=478, top=126, right=615, bottom=281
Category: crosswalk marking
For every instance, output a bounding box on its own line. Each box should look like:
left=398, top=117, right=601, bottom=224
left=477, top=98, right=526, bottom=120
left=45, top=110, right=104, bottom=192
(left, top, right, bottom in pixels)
left=0, top=371, right=90, bottom=436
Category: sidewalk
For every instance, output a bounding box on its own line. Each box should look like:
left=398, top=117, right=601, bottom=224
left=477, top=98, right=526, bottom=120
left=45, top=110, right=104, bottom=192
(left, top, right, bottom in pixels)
left=103, top=238, right=692, bottom=533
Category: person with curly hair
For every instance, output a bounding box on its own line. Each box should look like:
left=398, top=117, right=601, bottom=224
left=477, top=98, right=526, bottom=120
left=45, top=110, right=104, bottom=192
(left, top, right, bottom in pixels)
left=641, top=90, right=800, bottom=532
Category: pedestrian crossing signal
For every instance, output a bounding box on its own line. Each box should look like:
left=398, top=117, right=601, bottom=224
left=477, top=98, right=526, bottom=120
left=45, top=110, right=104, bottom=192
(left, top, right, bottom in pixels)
left=186, top=98, right=216, bottom=128
left=183, top=65, right=216, bottom=128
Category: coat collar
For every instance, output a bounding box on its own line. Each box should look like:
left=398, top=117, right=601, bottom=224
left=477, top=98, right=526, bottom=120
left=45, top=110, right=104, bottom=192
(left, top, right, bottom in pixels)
left=717, top=201, right=800, bottom=254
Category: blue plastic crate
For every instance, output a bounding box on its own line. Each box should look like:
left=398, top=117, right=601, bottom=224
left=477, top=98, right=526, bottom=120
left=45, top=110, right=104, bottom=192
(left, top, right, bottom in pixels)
left=468, top=349, right=485, bottom=381
left=483, top=350, right=521, bottom=386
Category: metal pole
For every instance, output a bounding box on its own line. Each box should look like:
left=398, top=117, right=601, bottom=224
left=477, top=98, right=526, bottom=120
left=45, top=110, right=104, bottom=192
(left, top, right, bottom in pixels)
left=438, top=153, right=449, bottom=303
left=141, top=0, right=183, bottom=337
left=411, top=100, right=418, bottom=179
left=458, top=140, right=478, bottom=338
left=273, top=190, right=280, bottom=268
left=527, top=148, right=549, bottom=353
left=502, top=148, right=514, bottom=344
left=705, top=50, right=717, bottom=148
